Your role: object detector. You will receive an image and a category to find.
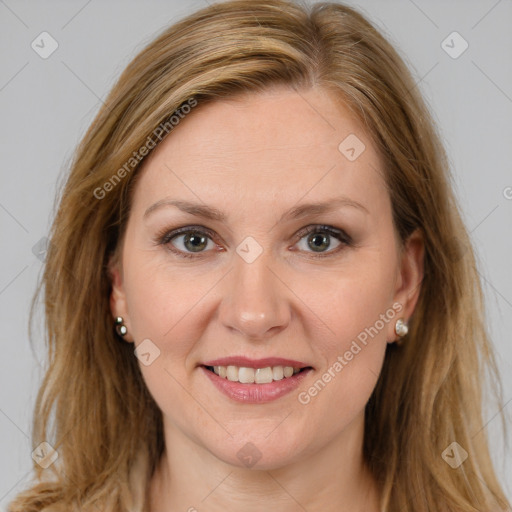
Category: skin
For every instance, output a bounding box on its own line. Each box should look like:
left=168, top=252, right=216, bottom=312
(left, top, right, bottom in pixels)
left=110, top=85, right=424, bottom=511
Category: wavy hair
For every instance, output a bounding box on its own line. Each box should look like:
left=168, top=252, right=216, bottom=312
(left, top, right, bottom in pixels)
left=9, top=1, right=510, bottom=510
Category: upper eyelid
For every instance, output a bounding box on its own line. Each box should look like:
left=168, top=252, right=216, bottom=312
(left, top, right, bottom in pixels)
left=162, top=224, right=345, bottom=238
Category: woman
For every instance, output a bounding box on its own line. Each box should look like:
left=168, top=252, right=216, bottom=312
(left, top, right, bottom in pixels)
left=8, top=0, right=510, bottom=511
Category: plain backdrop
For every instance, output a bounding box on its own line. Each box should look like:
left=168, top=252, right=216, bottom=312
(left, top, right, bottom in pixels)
left=0, top=0, right=511, bottom=508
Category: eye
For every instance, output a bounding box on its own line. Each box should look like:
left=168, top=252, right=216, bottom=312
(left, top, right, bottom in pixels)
left=155, top=224, right=352, bottom=259
left=293, top=225, right=352, bottom=258
left=157, top=226, right=218, bottom=259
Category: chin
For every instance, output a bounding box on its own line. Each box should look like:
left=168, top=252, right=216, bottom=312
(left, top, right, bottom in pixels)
left=205, top=430, right=309, bottom=471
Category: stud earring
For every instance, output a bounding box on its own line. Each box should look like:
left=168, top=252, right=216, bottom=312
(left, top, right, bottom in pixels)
left=115, top=316, right=128, bottom=337
left=395, top=318, right=409, bottom=338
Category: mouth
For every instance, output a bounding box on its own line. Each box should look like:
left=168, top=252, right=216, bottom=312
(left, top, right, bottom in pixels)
left=202, top=364, right=313, bottom=384
left=200, top=361, right=314, bottom=403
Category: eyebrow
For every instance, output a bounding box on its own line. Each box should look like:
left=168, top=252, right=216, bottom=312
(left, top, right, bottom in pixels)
left=143, top=197, right=369, bottom=222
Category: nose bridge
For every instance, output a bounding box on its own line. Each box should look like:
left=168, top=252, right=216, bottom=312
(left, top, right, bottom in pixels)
left=219, top=240, right=290, bottom=339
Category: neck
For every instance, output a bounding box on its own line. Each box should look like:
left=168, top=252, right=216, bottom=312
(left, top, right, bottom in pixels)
left=148, top=413, right=381, bottom=512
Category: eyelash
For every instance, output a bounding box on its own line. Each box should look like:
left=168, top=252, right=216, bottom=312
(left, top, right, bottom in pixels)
left=154, top=224, right=353, bottom=260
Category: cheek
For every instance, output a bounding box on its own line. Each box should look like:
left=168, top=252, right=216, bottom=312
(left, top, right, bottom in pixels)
left=123, top=246, right=205, bottom=340
left=122, top=249, right=225, bottom=386
left=293, top=251, right=396, bottom=352
left=291, top=257, right=395, bottom=416
left=121, top=254, right=212, bottom=423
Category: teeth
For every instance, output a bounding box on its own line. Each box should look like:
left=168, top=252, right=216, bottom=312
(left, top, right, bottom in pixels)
left=255, top=367, right=273, bottom=384
left=283, top=366, right=294, bottom=378
left=239, top=367, right=255, bottom=384
left=272, top=366, right=284, bottom=380
left=226, top=365, right=238, bottom=381
left=210, top=365, right=305, bottom=384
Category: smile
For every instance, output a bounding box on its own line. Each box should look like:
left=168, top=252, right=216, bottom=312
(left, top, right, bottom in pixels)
left=204, top=364, right=308, bottom=384
left=201, top=365, right=313, bottom=403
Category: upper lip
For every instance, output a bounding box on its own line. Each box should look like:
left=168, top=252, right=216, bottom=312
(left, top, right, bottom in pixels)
left=202, top=356, right=312, bottom=369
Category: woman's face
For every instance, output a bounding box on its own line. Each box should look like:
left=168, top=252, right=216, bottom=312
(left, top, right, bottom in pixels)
left=110, top=86, right=423, bottom=469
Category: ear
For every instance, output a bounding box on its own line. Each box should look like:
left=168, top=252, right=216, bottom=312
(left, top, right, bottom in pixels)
left=108, top=253, right=134, bottom=343
left=388, top=228, right=424, bottom=344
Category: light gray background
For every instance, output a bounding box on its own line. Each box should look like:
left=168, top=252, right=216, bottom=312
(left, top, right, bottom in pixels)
left=1, top=0, right=511, bottom=508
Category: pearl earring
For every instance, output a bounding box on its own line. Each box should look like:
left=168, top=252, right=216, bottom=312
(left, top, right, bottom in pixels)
left=395, top=318, right=408, bottom=338
left=115, top=316, right=128, bottom=337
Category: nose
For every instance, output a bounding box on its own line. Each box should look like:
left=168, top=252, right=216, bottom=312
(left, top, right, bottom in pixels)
left=218, top=249, right=291, bottom=341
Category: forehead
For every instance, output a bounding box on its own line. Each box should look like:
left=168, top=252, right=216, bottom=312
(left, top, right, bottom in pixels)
left=131, top=86, right=388, bottom=220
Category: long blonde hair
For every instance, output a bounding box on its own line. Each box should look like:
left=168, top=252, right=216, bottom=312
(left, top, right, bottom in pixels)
left=9, top=1, right=510, bottom=511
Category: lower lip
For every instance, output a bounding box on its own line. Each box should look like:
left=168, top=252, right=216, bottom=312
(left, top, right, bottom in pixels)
left=201, top=366, right=313, bottom=403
